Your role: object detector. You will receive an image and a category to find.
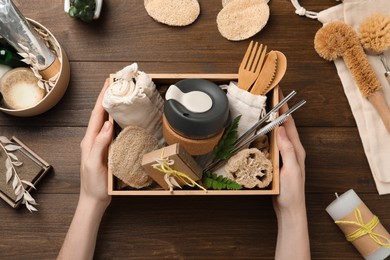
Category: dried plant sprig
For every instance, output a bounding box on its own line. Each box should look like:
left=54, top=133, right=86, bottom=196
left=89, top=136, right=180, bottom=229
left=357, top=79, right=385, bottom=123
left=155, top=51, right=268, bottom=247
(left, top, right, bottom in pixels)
left=17, top=43, right=59, bottom=93
left=17, top=24, right=60, bottom=93
left=0, top=136, right=38, bottom=212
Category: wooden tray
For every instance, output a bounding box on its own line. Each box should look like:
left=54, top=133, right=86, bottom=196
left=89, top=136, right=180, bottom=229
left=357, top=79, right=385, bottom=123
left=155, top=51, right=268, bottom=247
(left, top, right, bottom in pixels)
left=108, top=74, right=279, bottom=195
left=0, top=137, right=52, bottom=208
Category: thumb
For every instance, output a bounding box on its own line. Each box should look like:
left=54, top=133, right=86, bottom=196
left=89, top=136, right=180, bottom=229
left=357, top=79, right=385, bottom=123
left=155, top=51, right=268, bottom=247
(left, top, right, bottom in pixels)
left=277, top=126, right=299, bottom=168
left=90, top=121, right=113, bottom=162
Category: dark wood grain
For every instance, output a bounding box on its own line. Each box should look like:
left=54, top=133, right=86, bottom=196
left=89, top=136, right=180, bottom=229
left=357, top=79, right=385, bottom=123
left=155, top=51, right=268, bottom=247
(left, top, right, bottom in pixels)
left=1, top=1, right=389, bottom=260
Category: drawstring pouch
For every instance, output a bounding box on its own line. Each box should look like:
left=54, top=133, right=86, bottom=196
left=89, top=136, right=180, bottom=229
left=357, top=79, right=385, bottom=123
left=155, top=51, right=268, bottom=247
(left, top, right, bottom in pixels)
left=290, top=0, right=390, bottom=195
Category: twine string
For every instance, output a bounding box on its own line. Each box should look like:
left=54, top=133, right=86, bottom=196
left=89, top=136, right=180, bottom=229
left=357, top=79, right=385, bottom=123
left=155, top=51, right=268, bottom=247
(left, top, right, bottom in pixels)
left=335, top=208, right=390, bottom=248
left=290, top=0, right=318, bottom=19
left=152, top=148, right=207, bottom=192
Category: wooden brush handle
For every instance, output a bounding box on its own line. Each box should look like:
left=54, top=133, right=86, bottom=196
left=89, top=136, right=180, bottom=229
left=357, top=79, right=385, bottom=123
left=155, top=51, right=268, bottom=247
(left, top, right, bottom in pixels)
left=385, top=73, right=390, bottom=87
left=367, top=90, right=390, bottom=134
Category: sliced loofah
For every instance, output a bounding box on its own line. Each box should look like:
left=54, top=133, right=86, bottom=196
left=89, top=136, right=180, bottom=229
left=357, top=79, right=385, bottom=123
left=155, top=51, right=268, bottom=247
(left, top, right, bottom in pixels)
left=222, top=0, right=234, bottom=7
left=144, top=0, right=200, bottom=27
left=314, top=21, right=382, bottom=97
left=109, top=125, right=159, bottom=189
left=225, top=148, right=272, bottom=189
left=250, top=135, right=269, bottom=155
left=217, top=0, right=270, bottom=41
left=359, top=13, right=390, bottom=54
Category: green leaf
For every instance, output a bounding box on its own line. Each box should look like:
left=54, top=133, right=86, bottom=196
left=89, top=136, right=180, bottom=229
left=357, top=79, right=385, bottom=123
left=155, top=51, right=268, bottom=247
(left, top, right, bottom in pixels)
left=78, top=10, right=86, bottom=18
left=81, top=11, right=94, bottom=22
left=86, top=0, right=95, bottom=6
left=68, top=6, right=78, bottom=17
left=74, top=0, right=83, bottom=8
left=201, top=171, right=242, bottom=190
left=69, top=0, right=95, bottom=22
left=212, top=115, right=241, bottom=160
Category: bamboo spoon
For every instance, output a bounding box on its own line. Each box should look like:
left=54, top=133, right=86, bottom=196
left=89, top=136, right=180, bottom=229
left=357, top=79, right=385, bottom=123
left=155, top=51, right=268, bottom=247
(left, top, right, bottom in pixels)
left=267, top=51, right=287, bottom=93
left=315, top=21, right=390, bottom=135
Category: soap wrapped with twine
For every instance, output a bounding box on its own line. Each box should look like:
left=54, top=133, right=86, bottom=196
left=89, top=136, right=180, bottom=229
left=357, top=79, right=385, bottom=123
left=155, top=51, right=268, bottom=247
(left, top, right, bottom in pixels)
left=141, top=143, right=205, bottom=192
left=151, top=149, right=206, bottom=192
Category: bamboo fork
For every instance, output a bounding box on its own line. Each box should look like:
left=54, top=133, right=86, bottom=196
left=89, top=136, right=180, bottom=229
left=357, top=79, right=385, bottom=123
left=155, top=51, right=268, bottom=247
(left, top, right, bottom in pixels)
left=237, top=41, right=267, bottom=91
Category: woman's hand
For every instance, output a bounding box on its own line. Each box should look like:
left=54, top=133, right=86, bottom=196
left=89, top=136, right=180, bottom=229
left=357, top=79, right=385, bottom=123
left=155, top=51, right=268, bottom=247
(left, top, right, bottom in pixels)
left=58, top=80, right=114, bottom=260
left=272, top=107, right=306, bottom=216
left=273, top=90, right=310, bottom=260
left=79, top=79, right=113, bottom=209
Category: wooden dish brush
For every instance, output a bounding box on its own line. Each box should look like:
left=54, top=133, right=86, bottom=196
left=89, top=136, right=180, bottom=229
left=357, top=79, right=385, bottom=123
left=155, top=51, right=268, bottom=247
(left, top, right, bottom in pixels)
left=359, top=13, right=390, bottom=85
left=314, top=21, right=390, bottom=135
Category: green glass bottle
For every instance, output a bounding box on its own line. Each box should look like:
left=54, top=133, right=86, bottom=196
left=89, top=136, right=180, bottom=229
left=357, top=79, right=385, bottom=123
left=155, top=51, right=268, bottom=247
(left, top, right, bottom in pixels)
left=0, top=40, right=27, bottom=68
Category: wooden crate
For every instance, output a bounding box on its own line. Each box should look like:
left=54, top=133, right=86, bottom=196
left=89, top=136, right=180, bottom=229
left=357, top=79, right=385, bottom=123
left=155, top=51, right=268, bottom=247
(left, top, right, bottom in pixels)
left=108, top=74, right=279, bottom=195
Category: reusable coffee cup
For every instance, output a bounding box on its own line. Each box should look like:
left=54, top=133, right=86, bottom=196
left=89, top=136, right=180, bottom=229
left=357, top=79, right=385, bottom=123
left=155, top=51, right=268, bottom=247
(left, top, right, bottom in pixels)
left=163, top=78, right=230, bottom=155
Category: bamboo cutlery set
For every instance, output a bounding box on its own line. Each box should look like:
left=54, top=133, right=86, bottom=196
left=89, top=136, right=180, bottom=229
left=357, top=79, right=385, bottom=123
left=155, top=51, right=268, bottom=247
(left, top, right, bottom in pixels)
left=237, top=41, right=287, bottom=96
left=204, top=41, right=306, bottom=173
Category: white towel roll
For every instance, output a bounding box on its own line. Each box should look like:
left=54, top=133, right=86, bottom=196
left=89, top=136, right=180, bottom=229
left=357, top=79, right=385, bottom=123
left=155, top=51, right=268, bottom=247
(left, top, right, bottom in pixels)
left=102, top=63, right=164, bottom=142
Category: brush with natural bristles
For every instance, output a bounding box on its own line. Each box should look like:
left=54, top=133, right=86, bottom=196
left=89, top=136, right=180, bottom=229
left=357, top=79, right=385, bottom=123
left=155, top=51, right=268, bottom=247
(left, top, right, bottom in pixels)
left=314, top=21, right=390, bottom=135
left=359, top=13, right=390, bottom=85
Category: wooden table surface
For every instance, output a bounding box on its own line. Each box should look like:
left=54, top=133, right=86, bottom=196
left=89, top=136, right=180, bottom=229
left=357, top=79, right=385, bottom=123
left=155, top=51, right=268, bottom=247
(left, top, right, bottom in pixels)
left=1, top=1, right=389, bottom=259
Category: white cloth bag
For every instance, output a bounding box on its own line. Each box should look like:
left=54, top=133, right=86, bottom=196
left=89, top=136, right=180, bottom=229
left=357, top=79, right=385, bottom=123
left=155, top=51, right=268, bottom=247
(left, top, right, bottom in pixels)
left=102, top=63, right=164, bottom=142
left=226, top=81, right=267, bottom=137
left=292, top=0, right=390, bottom=195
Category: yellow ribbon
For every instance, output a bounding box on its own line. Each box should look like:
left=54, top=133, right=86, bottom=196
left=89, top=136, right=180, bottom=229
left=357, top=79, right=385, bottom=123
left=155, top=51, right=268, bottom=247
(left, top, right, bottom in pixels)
left=335, top=208, right=390, bottom=248
left=152, top=148, right=207, bottom=192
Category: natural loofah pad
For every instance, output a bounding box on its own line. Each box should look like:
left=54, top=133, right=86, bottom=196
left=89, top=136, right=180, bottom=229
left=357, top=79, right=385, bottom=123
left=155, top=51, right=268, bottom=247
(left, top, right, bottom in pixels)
left=225, top=148, right=272, bottom=189
left=144, top=0, right=200, bottom=27
left=109, top=125, right=159, bottom=189
left=222, top=0, right=234, bottom=7
left=359, top=13, right=390, bottom=54
left=217, top=0, right=270, bottom=41
left=250, top=135, right=269, bottom=155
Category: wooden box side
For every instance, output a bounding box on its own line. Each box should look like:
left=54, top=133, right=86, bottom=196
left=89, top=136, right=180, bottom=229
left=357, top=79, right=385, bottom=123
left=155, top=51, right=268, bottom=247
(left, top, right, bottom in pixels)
left=107, top=74, right=280, bottom=195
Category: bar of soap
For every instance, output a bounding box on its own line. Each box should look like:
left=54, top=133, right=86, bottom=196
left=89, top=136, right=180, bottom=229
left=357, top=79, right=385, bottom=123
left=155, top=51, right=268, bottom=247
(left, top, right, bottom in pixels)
left=0, top=68, right=45, bottom=110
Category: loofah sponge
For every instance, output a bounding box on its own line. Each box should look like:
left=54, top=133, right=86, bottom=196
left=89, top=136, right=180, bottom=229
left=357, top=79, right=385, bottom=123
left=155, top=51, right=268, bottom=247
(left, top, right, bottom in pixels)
left=144, top=0, right=200, bottom=27
left=109, top=125, right=159, bottom=189
left=314, top=21, right=381, bottom=97
left=224, top=148, right=272, bottom=189
left=222, top=0, right=234, bottom=7
left=359, top=13, right=390, bottom=54
left=217, top=0, right=270, bottom=41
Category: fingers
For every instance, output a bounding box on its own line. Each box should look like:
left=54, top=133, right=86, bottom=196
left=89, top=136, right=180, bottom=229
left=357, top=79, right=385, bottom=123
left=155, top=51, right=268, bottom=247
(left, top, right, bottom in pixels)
left=89, top=121, right=113, bottom=166
left=278, top=89, right=305, bottom=166
left=277, top=126, right=300, bottom=172
left=85, top=79, right=110, bottom=138
left=81, top=79, right=111, bottom=159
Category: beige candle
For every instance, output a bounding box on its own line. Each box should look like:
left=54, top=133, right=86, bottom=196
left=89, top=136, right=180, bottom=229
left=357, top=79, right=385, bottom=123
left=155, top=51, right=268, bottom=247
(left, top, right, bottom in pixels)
left=326, top=189, right=390, bottom=260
